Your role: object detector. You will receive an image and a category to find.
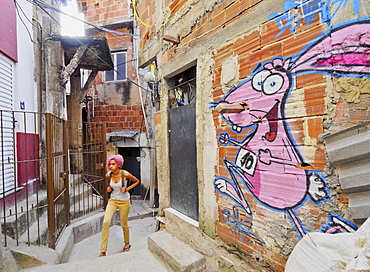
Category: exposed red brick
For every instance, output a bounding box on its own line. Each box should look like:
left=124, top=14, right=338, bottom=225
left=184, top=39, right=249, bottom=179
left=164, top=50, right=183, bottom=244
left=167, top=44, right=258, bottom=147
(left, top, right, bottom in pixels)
left=169, top=0, right=187, bottom=15
left=208, top=11, right=226, bottom=33
left=214, top=44, right=234, bottom=68
left=260, top=42, right=283, bottom=63
left=234, top=31, right=260, bottom=57
left=261, top=20, right=290, bottom=48
left=304, top=86, right=326, bottom=116
left=283, top=24, right=324, bottom=58
left=212, top=68, right=222, bottom=89
left=296, top=73, right=326, bottom=89
left=307, top=117, right=324, bottom=140
left=239, top=51, right=262, bottom=79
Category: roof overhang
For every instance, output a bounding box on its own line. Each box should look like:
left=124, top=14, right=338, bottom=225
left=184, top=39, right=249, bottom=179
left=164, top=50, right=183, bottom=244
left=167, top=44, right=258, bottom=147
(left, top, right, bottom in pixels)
left=107, top=131, right=138, bottom=142
left=53, top=35, right=113, bottom=71
left=85, top=18, right=134, bottom=36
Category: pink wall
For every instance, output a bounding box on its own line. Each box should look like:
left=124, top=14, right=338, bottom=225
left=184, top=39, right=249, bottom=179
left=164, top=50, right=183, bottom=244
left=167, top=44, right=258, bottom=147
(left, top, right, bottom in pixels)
left=0, top=0, right=17, bottom=61
left=16, top=132, right=40, bottom=187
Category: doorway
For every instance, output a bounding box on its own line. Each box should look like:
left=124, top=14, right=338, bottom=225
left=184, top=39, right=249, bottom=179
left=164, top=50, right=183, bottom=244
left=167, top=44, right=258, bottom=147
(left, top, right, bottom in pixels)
left=118, top=147, right=141, bottom=196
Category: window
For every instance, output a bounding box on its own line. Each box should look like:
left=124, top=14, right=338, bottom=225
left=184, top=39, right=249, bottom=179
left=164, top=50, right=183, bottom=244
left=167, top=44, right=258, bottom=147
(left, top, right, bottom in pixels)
left=105, top=52, right=127, bottom=82
left=168, top=66, right=196, bottom=109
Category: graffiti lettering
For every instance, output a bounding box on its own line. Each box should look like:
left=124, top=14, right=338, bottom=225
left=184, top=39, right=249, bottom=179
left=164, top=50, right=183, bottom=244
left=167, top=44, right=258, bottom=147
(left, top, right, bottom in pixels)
left=269, top=0, right=361, bottom=39
left=222, top=207, right=265, bottom=245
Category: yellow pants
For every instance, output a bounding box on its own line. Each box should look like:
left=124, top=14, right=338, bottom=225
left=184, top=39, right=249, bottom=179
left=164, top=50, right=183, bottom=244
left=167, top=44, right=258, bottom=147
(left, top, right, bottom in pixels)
left=100, top=199, right=130, bottom=252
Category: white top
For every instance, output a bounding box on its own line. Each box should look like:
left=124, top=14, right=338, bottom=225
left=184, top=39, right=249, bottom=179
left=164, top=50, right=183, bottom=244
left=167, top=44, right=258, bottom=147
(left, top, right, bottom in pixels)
left=110, top=178, right=130, bottom=201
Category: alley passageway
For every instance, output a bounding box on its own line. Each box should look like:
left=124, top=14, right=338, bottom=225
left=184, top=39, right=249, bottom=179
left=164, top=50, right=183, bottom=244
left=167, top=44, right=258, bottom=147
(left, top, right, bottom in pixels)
left=18, top=201, right=169, bottom=272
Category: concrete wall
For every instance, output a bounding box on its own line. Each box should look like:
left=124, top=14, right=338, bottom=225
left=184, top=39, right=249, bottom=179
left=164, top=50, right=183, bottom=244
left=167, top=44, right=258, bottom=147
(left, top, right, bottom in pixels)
left=141, top=0, right=370, bottom=271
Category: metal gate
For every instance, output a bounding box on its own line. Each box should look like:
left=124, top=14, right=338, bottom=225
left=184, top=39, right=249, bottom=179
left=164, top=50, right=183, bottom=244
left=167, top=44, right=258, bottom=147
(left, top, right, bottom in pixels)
left=41, top=115, right=107, bottom=248
left=169, top=103, right=199, bottom=221
left=1, top=112, right=107, bottom=249
left=45, top=114, right=69, bottom=248
left=68, top=120, right=107, bottom=221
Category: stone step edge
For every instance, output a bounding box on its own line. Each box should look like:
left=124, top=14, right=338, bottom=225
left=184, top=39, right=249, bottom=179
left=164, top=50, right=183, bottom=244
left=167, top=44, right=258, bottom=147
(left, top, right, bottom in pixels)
left=148, top=229, right=206, bottom=272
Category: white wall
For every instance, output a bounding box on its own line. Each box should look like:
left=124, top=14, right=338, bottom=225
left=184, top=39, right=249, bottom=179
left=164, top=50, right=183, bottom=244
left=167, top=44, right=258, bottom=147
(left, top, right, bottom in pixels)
left=14, top=0, right=36, bottom=114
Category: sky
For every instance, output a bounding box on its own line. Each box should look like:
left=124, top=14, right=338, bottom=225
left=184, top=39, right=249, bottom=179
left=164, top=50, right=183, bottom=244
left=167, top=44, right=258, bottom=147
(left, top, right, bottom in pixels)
left=61, top=0, right=85, bottom=36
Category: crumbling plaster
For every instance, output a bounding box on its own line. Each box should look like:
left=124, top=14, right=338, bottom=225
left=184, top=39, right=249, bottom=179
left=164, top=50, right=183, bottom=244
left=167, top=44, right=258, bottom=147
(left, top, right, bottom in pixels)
left=196, top=52, right=219, bottom=238
left=44, top=39, right=66, bottom=118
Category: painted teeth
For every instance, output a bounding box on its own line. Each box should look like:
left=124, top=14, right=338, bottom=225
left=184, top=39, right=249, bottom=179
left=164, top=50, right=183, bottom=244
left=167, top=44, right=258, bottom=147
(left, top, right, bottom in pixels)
left=233, top=125, right=242, bottom=133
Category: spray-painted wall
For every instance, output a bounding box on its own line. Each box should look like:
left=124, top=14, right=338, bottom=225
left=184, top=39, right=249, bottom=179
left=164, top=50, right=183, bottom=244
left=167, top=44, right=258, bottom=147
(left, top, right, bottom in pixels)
left=139, top=0, right=370, bottom=270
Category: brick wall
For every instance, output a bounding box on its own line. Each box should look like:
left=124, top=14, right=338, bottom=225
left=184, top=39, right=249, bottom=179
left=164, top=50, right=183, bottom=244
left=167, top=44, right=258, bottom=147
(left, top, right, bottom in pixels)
left=80, top=0, right=132, bottom=24
left=89, top=103, right=145, bottom=133
left=139, top=0, right=370, bottom=271
left=209, top=2, right=368, bottom=270
left=80, top=0, right=143, bottom=135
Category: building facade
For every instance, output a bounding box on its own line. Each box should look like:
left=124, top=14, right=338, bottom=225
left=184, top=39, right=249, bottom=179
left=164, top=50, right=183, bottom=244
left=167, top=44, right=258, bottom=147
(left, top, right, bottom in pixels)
left=0, top=0, right=41, bottom=206
left=78, top=0, right=156, bottom=201
left=137, top=0, right=370, bottom=271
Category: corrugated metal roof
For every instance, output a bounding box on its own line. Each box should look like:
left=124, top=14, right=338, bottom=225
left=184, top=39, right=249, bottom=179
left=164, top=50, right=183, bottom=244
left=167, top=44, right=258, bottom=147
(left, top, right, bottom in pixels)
left=108, top=131, right=137, bottom=138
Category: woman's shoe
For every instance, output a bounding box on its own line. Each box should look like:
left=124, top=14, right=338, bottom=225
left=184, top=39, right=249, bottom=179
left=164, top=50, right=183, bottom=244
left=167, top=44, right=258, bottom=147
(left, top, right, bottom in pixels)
left=99, top=252, right=106, bottom=257
left=122, top=244, right=131, bottom=252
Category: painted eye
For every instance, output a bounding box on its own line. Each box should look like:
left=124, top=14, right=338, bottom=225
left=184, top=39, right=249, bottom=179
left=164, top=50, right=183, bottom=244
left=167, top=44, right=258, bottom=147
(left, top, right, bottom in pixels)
left=263, top=74, right=284, bottom=95
left=252, top=70, right=271, bottom=91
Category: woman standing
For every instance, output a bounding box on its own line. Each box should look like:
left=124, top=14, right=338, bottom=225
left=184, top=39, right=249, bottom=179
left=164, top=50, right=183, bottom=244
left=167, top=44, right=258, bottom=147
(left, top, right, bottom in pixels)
left=99, top=154, right=140, bottom=257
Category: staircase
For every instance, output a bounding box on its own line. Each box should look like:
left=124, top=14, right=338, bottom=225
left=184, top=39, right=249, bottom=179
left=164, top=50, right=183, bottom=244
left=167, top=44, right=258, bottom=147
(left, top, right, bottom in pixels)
left=148, top=229, right=206, bottom=272
left=2, top=175, right=104, bottom=247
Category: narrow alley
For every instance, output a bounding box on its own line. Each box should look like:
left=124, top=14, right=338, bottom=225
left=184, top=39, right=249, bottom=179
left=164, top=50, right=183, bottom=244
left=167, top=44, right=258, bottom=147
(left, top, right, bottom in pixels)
left=2, top=0, right=370, bottom=271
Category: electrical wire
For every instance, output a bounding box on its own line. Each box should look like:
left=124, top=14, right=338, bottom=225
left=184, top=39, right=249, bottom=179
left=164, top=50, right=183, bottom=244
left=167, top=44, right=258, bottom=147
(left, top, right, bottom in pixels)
left=25, top=0, right=137, bottom=37
left=15, top=1, right=37, bottom=44
left=27, top=0, right=147, bottom=88
left=19, top=0, right=156, bottom=141
left=22, top=0, right=149, bottom=95
left=15, top=1, right=40, bottom=29
left=132, top=0, right=150, bottom=28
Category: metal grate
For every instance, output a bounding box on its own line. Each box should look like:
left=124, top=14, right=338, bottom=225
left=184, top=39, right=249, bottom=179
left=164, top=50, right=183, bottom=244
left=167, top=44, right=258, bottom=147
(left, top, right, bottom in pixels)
left=1, top=110, right=107, bottom=248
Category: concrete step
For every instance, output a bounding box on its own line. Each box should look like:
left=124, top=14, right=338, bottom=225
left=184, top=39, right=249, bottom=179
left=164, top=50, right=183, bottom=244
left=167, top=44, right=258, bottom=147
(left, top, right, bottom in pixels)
left=17, top=191, right=104, bottom=246
left=2, top=190, right=48, bottom=240
left=148, top=229, right=206, bottom=272
left=18, top=211, right=48, bottom=246
left=70, top=193, right=103, bottom=220
left=69, top=182, right=94, bottom=204
left=16, top=215, right=166, bottom=272
left=6, top=241, right=60, bottom=270
left=3, top=183, right=101, bottom=243
left=19, top=247, right=168, bottom=272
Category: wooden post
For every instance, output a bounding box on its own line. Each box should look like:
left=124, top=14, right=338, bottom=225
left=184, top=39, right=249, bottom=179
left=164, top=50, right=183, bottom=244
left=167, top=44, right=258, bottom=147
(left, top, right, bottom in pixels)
left=46, top=113, right=56, bottom=249
left=63, top=119, right=70, bottom=225
left=102, top=123, right=108, bottom=207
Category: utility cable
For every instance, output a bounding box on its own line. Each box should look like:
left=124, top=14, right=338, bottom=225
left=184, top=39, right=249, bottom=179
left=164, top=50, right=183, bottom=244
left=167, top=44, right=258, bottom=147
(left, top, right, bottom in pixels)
left=26, top=0, right=137, bottom=37
left=14, top=1, right=37, bottom=44
left=23, top=0, right=155, bottom=139
left=132, top=0, right=150, bottom=28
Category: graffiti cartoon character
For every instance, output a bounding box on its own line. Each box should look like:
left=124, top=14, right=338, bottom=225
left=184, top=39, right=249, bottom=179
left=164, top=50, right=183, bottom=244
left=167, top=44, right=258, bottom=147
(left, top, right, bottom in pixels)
left=213, top=20, right=370, bottom=239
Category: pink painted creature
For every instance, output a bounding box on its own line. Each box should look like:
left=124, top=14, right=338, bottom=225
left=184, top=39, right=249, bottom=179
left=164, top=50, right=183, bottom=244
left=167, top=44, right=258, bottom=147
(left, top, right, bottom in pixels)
left=213, top=20, right=370, bottom=238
